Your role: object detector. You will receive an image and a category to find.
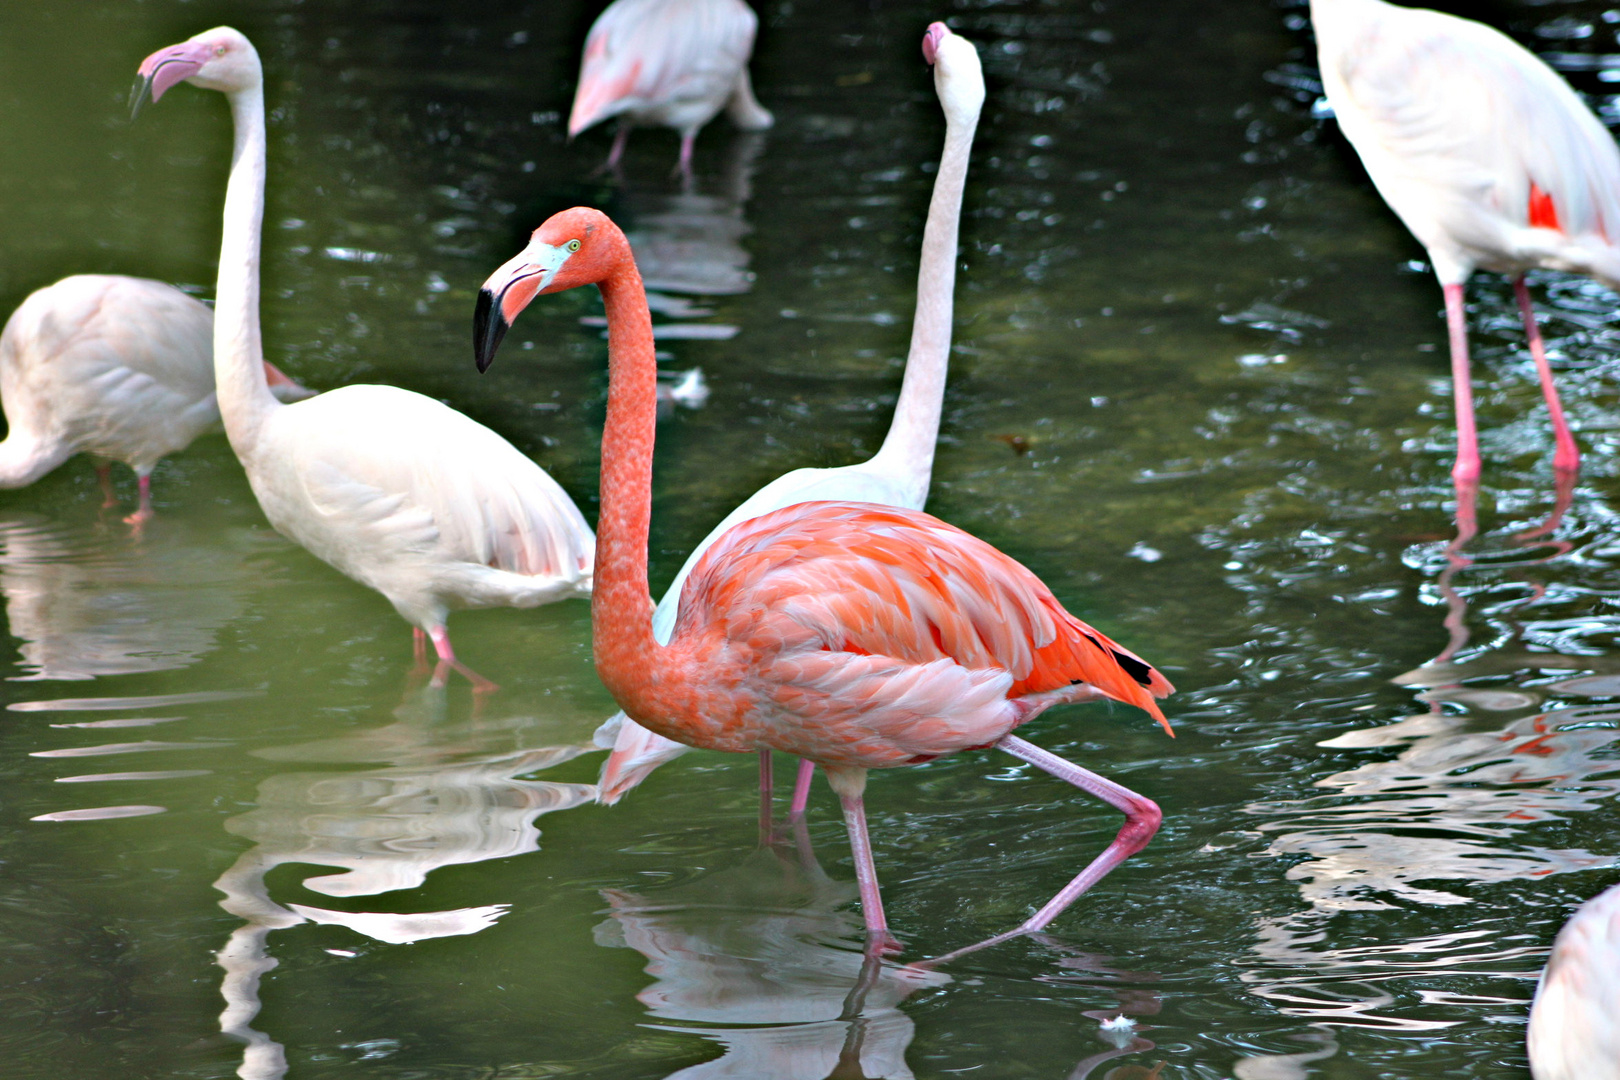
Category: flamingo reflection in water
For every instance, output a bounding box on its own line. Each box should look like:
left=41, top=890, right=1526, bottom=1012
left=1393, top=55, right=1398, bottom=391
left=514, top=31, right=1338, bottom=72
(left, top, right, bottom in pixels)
left=0, top=512, right=264, bottom=680
left=599, top=826, right=1168, bottom=1080
left=212, top=685, right=595, bottom=1080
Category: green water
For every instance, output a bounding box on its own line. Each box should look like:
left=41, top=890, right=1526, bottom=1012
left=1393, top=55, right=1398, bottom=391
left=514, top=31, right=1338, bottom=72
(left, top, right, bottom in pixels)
left=1, top=0, right=1617, bottom=1076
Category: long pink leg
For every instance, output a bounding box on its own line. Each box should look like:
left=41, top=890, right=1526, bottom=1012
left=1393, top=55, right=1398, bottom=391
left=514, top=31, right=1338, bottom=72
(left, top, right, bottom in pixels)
left=1514, top=276, right=1579, bottom=477
left=94, top=463, right=118, bottom=509
left=602, top=126, right=630, bottom=173
left=673, top=132, right=696, bottom=183
left=828, top=768, right=900, bottom=955
left=1444, top=282, right=1481, bottom=487
left=123, top=475, right=154, bottom=526
left=924, top=734, right=1161, bottom=966
left=788, top=759, right=816, bottom=817
left=426, top=624, right=498, bottom=695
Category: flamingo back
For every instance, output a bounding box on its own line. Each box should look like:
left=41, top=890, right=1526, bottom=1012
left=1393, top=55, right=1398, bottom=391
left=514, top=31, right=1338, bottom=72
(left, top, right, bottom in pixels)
left=570, top=0, right=758, bottom=135
left=1314, top=0, right=1620, bottom=284
left=673, top=501, right=1172, bottom=753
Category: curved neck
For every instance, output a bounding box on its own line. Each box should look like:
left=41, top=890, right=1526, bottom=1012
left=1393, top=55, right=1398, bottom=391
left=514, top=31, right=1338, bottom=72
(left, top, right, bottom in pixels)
left=867, top=88, right=980, bottom=497
left=213, top=81, right=279, bottom=458
left=591, top=253, right=666, bottom=709
left=0, top=432, right=66, bottom=488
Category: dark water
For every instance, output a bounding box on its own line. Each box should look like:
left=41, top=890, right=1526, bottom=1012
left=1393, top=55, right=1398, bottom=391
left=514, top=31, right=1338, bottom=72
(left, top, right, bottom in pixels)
left=0, top=0, right=1617, bottom=1076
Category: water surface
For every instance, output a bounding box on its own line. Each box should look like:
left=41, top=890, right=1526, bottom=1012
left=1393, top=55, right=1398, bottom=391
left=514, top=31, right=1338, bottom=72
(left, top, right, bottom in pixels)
left=1, top=0, right=1618, bottom=1077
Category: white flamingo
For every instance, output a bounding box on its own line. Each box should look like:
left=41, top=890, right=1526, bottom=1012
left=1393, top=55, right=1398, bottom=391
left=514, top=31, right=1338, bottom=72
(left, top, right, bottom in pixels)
left=593, top=22, right=982, bottom=806
left=569, top=0, right=774, bottom=176
left=1311, top=0, right=1620, bottom=509
left=0, top=273, right=312, bottom=523
left=1527, top=880, right=1620, bottom=1080
left=133, top=27, right=594, bottom=687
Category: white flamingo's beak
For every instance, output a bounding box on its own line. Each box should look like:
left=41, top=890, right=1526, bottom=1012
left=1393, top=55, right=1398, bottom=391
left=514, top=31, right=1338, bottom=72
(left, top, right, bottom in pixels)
left=131, top=40, right=212, bottom=118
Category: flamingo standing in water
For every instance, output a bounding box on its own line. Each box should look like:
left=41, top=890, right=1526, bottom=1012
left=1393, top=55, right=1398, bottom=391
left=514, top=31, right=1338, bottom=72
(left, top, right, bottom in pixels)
left=1527, top=881, right=1620, bottom=1080
left=0, top=274, right=312, bottom=523
left=569, top=0, right=773, bottom=176
left=595, top=23, right=983, bottom=814
left=132, top=28, right=594, bottom=687
left=1311, top=0, right=1620, bottom=525
left=474, top=202, right=1173, bottom=955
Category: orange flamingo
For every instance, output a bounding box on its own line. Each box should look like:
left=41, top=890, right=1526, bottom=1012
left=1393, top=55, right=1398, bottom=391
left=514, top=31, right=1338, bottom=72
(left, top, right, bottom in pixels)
left=474, top=206, right=1174, bottom=956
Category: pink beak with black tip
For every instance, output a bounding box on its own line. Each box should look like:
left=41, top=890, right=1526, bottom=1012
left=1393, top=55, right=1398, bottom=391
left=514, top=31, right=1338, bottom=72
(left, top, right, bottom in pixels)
left=923, top=21, right=949, bottom=65
left=130, top=40, right=211, bottom=118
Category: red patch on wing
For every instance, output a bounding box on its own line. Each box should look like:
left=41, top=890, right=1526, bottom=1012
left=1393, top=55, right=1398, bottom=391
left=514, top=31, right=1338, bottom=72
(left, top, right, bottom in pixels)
left=1528, top=182, right=1563, bottom=233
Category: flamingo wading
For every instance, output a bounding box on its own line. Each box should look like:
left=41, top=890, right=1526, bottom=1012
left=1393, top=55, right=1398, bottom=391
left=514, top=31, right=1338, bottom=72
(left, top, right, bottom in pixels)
left=569, top=0, right=773, bottom=176
left=595, top=22, right=983, bottom=811
left=1526, top=880, right=1620, bottom=1080
left=1312, top=0, right=1620, bottom=503
left=0, top=274, right=312, bottom=523
left=133, top=28, right=594, bottom=686
left=473, top=205, right=1174, bottom=956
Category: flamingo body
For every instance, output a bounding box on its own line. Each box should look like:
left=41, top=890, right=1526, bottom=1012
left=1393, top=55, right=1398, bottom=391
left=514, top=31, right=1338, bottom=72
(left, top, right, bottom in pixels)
left=1311, top=0, right=1620, bottom=491
left=245, top=383, right=593, bottom=630
left=596, top=23, right=984, bottom=800
left=1313, top=0, right=1620, bottom=287
left=0, top=274, right=311, bottom=515
left=135, top=28, right=593, bottom=680
left=643, top=500, right=1171, bottom=768
left=570, top=0, right=772, bottom=172
left=1527, top=882, right=1620, bottom=1080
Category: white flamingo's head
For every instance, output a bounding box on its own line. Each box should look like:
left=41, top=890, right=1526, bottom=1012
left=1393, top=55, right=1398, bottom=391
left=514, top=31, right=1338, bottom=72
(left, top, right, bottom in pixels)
left=132, top=27, right=260, bottom=116
left=474, top=207, right=631, bottom=372
left=923, top=22, right=984, bottom=126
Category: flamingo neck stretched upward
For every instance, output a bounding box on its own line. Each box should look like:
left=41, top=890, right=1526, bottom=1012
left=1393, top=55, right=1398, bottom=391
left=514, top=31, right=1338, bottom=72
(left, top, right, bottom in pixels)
left=867, top=59, right=980, bottom=503
left=590, top=249, right=684, bottom=718
left=211, top=75, right=281, bottom=462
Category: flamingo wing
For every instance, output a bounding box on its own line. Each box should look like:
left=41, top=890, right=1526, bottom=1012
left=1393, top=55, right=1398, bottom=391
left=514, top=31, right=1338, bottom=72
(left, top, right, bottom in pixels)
left=677, top=501, right=1172, bottom=753
left=1318, top=1, right=1620, bottom=275
left=569, top=0, right=757, bottom=135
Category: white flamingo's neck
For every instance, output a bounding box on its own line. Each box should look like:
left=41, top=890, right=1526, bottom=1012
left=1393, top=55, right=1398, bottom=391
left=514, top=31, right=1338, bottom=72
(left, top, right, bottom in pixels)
left=213, top=81, right=279, bottom=459
left=0, top=431, right=65, bottom=489
left=866, top=84, right=980, bottom=503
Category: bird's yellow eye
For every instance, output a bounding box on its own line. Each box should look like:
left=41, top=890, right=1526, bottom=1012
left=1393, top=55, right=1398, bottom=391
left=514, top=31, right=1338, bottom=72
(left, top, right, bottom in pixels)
left=215, top=45, right=226, bottom=56
left=566, top=239, right=581, bottom=252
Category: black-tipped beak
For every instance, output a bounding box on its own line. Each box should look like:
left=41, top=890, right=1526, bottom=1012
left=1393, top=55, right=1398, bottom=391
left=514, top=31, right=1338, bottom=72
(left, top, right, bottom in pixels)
left=130, top=74, right=155, bottom=120
left=473, top=288, right=509, bottom=374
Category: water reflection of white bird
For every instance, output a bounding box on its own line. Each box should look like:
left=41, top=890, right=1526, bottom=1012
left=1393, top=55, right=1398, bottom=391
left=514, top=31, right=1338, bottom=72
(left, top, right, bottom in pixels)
left=212, top=688, right=595, bottom=1080
left=1527, top=881, right=1620, bottom=1080
left=0, top=275, right=313, bottom=524
left=569, top=0, right=773, bottom=177
left=1311, top=0, right=1620, bottom=501
left=0, top=513, right=246, bottom=680
left=596, top=23, right=986, bottom=812
left=133, top=29, right=594, bottom=689
left=596, top=840, right=947, bottom=1079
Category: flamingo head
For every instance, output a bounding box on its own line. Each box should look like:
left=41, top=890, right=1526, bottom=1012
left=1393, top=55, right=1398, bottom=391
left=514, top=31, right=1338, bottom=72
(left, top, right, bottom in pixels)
left=474, top=207, right=629, bottom=372
left=132, top=27, right=260, bottom=118
left=923, top=23, right=985, bottom=124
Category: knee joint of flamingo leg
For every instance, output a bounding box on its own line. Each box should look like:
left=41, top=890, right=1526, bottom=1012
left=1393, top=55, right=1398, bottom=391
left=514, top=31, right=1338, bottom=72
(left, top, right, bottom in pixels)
left=1119, top=797, right=1162, bottom=851
left=427, top=625, right=455, bottom=664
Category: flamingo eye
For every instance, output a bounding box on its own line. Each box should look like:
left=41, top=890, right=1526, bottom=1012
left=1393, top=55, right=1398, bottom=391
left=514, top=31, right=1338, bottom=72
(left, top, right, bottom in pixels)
left=566, top=239, right=581, bottom=252
left=215, top=45, right=226, bottom=56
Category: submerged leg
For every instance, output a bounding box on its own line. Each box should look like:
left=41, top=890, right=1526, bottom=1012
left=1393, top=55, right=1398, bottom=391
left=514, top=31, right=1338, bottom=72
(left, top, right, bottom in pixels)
left=826, top=766, right=900, bottom=955
left=758, top=750, right=775, bottom=845
left=925, top=734, right=1161, bottom=965
left=94, top=462, right=118, bottom=509
left=673, top=131, right=696, bottom=184
left=123, top=474, right=154, bottom=526
left=1514, top=276, right=1580, bottom=477
left=1443, top=282, right=1480, bottom=488
left=426, top=624, right=499, bottom=695
left=788, top=758, right=816, bottom=817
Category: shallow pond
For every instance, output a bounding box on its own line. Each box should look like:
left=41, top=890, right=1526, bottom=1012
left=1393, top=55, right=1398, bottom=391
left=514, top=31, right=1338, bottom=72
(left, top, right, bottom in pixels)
left=1, top=0, right=1618, bottom=1077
